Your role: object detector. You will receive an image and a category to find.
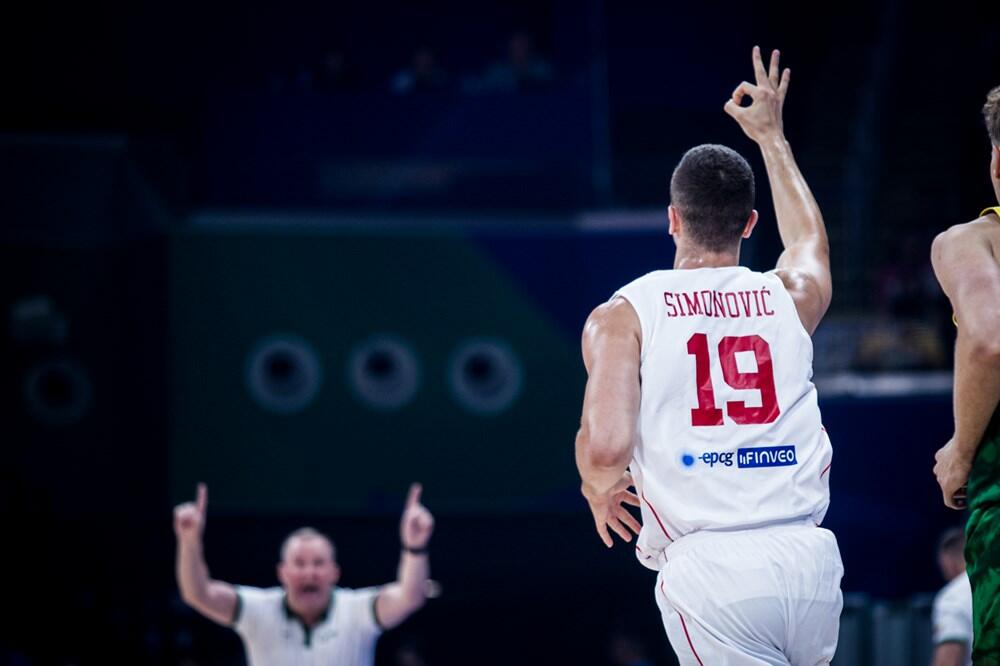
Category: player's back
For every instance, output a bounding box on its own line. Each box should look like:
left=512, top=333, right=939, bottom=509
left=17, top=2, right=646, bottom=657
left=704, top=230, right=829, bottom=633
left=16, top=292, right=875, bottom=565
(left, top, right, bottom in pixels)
left=613, top=266, right=832, bottom=570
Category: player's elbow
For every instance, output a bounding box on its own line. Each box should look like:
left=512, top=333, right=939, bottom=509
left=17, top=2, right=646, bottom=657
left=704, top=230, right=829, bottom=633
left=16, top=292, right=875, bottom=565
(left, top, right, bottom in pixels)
left=969, top=333, right=1000, bottom=365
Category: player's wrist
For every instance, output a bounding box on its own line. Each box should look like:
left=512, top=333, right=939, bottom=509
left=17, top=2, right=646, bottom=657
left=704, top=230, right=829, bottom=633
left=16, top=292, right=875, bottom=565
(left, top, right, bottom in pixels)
left=402, top=544, right=429, bottom=555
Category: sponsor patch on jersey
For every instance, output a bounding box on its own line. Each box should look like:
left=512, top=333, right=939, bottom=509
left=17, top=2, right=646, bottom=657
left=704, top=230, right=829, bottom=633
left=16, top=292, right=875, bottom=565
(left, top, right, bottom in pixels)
left=736, top=445, right=797, bottom=468
left=697, top=451, right=734, bottom=467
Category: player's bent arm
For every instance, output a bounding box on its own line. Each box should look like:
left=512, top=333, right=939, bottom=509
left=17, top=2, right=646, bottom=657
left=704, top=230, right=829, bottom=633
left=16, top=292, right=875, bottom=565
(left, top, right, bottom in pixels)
left=931, top=641, right=967, bottom=666
left=374, top=551, right=429, bottom=629
left=176, top=538, right=239, bottom=626
left=932, top=222, right=1000, bottom=457
left=758, top=135, right=832, bottom=334
left=575, top=298, right=642, bottom=496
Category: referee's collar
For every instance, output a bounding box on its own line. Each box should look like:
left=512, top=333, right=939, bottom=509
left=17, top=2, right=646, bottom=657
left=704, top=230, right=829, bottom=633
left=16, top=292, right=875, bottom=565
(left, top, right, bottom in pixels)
left=282, top=588, right=335, bottom=627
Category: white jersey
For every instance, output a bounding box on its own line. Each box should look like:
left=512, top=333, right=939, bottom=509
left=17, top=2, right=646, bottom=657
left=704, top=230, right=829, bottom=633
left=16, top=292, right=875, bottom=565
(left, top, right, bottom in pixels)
left=614, top=266, right=832, bottom=571
left=932, top=572, right=973, bottom=666
left=234, top=585, right=382, bottom=666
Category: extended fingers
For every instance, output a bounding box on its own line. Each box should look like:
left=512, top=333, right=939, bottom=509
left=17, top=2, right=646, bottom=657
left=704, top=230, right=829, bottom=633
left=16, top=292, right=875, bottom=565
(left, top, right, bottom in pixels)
left=196, top=483, right=207, bottom=514
left=617, top=507, right=642, bottom=534
left=767, top=49, right=780, bottom=88
left=607, top=517, right=633, bottom=543
left=778, top=68, right=790, bottom=100
left=752, top=46, right=769, bottom=86
left=406, top=483, right=422, bottom=509
left=593, top=514, right=613, bottom=548
left=620, top=490, right=641, bottom=508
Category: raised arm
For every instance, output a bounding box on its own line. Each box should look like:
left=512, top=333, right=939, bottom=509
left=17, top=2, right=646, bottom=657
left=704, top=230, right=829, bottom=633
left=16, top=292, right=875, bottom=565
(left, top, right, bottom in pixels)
left=931, top=220, right=1000, bottom=508
left=374, top=483, right=434, bottom=629
left=725, top=46, right=832, bottom=334
left=575, top=298, right=643, bottom=548
left=174, top=483, right=238, bottom=625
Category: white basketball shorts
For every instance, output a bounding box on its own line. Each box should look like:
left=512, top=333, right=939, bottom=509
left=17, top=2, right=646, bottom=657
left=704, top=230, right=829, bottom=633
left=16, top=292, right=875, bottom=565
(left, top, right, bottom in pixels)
left=655, top=523, right=844, bottom=666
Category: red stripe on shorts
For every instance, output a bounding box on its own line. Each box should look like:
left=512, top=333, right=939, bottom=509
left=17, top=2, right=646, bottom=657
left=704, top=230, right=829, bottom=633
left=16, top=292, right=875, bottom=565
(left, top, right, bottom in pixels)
left=820, top=462, right=832, bottom=478
left=641, top=492, right=673, bottom=541
left=678, top=613, right=705, bottom=666
left=660, top=579, right=704, bottom=666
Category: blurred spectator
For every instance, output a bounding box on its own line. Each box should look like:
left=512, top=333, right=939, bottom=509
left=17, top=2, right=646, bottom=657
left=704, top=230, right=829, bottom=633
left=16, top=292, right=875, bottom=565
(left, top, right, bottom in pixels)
left=931, top=527, right=973, bottom=666
left=853, top=319, right=946, bottom=371
left=469, top=31, right=554, bottom=93
left=391, top=47, right=450, bottom=95
left=876, top=233, right=942, bottom=320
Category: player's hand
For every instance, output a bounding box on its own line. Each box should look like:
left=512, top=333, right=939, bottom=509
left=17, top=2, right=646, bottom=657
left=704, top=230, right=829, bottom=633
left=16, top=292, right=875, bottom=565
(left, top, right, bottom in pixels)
left=934, top=438, right=973, bottom=510
left=400, top=483, right=435, bottom=550
left=173, top=483, right=208, bottom=543
left=581, top=472, right=642, bottom=548
left=724, top=46, right=790, bottom=144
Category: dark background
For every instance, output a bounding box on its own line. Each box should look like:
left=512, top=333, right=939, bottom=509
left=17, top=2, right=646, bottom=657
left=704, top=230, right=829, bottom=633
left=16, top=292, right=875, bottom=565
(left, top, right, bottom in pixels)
left=2, top=1, right=998, bottom=663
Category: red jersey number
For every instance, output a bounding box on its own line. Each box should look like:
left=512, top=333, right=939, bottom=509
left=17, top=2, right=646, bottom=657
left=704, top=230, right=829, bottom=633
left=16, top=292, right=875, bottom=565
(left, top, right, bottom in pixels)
left=687, top=333, right=780, bottom=426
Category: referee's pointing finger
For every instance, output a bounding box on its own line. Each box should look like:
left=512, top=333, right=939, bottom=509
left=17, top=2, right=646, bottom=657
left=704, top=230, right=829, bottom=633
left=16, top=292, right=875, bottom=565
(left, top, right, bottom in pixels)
left=406, top=483, right=422, bottom=508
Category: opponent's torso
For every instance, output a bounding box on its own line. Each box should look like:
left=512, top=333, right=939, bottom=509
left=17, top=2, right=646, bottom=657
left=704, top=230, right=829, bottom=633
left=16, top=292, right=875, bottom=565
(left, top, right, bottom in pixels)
left=614, top=267, right=832, bottom=570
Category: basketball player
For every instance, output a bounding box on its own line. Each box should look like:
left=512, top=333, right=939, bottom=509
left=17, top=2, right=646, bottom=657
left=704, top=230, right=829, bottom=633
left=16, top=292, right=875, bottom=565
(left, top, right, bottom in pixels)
left=173, top=482, right=434, bottom=665
left=575, top=47, right=843, bottom=664
left=931, top=84, right=1000, bottom=665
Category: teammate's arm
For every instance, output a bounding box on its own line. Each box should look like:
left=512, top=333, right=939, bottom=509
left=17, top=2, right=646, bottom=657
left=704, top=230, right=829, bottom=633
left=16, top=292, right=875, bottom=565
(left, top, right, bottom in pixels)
left=174, top=483, right=239, bottom=625
left=932, top=641, right=967, bottom=666
left=575, top=298, right=643, bottom=547
left=931, top=221, right=1000, bottom=508
left=374, top=483, right=433, bottom=629
left=725, top=46, right=831, bottom=335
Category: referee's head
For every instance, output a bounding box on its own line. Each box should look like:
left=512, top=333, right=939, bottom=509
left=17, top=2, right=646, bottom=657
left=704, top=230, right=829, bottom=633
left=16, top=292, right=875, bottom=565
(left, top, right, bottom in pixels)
left=278, top=527, right=341, bottom=615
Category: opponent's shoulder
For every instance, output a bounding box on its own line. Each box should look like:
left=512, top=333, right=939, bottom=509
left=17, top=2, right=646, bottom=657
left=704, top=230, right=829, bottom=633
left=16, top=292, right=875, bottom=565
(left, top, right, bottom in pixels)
left=933, top=214, right=1000, bottom=254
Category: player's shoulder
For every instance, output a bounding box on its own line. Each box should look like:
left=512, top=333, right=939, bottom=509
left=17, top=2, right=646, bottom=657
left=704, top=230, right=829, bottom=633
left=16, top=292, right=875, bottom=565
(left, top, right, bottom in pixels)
left=586, top=295, right=640, bottom=332
left=934, top=214, right=1000, bottom=249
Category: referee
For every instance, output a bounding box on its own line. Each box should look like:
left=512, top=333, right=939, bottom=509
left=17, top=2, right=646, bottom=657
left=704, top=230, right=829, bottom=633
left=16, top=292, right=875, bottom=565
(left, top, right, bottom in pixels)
left=173, top=482, right=434, bottom=665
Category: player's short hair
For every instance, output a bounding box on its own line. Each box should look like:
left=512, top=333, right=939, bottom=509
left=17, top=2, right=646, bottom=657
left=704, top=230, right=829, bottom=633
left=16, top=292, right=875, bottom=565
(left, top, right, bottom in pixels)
left=280, top=527, right=337, bottom=562
left=985, top=85, right=1000, bottom=146
left=670, top=144, right=756, bottom=252
left=937, top=526, right=965, bottom=558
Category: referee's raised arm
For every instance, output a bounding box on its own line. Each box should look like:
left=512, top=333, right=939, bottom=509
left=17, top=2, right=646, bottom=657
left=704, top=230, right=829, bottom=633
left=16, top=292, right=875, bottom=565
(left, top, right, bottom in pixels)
left=374, top=483, right=435, bottom=629
left=173, top=483, right=239, bottom=626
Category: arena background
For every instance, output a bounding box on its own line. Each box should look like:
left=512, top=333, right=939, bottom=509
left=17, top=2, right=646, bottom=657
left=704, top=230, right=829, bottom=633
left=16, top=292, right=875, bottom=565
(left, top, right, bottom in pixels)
left=2, top=1, right=998, bottom=663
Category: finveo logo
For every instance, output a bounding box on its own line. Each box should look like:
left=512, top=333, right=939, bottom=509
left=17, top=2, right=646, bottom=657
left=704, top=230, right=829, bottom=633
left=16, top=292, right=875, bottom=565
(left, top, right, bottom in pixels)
left=737, top=445, right=797, bottom=468
left=698, top=451, right=734, bottom=467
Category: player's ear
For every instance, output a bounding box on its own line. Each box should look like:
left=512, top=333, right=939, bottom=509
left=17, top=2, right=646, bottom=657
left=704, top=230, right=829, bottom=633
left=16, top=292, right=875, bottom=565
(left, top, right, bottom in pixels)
left=991, top=144, right=1000, bottom=180
left=668, top=205, right=681, bottom=237
left=741, top=209, right=759, bottom=239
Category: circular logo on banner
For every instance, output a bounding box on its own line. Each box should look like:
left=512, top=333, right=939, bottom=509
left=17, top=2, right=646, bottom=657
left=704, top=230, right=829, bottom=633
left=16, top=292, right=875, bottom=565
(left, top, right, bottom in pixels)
left=24, top=358, right=93, bottom=427
left=245, top=335, right=323, bottom=414
left=348, top=336, right=421, bottom=410
left=448, top=338, right=523, bottom=415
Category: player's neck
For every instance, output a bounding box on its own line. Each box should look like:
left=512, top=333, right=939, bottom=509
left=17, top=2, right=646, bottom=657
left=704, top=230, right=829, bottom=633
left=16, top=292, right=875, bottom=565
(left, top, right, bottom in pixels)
left=673, top=246, right=741, bottom=270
